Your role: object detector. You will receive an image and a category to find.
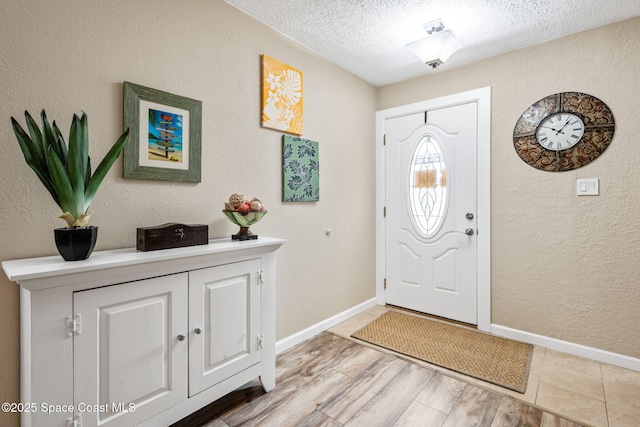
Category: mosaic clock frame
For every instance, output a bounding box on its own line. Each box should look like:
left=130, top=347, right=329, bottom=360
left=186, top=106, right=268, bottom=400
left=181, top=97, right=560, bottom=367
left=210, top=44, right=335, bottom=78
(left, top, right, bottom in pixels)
left=513, top=92, right=615, bottom=172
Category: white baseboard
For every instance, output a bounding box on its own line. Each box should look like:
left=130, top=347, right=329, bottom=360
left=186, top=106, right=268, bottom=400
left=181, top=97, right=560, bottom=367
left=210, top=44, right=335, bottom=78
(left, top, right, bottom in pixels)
left=276, top=302, right=640, bottom=372
left=491, top=324, right=640, bottom=372
left=276, top=297, right=378, bottom=354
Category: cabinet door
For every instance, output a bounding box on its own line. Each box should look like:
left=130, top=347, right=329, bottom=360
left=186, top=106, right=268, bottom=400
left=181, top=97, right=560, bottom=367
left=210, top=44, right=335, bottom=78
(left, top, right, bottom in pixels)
left=188, top=259, right=261, bottom=396
left=73, top=273, right=188, bottom=427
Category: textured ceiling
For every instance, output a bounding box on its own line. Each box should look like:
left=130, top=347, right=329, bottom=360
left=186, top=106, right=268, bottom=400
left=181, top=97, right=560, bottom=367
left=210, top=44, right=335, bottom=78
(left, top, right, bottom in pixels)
left=224, top=0, right=640, bottom=87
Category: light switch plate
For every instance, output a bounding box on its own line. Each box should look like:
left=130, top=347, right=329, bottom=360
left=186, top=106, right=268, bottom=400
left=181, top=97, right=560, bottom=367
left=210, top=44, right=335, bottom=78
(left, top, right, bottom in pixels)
left=576, top=178, right=599, bottom=196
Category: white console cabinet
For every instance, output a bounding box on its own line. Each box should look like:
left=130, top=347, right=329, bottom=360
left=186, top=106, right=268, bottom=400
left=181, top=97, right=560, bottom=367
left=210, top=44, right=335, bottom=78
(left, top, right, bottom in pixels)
left=2, top=237, right=285, bottom=427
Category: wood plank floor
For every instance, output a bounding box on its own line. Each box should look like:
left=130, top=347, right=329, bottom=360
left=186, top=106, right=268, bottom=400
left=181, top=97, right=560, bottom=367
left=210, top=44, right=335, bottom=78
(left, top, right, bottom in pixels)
left=173, top=332, right=583, bottom=427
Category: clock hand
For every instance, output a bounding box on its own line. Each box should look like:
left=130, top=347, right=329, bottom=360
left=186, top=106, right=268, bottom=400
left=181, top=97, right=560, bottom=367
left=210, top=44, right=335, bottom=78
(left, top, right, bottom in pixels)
left=541, top=125, right=564, bottom=134
left=555, top=119, right=571, bottom=135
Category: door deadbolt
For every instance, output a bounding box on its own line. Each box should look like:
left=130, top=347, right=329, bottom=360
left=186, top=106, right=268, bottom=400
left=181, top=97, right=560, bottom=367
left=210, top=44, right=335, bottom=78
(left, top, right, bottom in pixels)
left=466, top=213, right=474, bottom=220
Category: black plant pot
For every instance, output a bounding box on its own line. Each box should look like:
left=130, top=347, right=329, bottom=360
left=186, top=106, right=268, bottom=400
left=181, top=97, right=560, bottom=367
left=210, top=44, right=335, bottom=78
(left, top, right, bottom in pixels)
left=54, top=226, right=98, bottom=261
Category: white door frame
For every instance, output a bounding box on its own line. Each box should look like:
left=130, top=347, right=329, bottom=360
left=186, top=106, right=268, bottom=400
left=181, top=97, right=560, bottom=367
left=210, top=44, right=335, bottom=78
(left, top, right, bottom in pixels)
left=375, top=87, right=492, bottom=332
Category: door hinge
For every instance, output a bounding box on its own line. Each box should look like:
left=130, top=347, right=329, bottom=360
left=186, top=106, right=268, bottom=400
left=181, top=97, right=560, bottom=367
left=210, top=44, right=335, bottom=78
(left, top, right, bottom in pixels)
left=384, top=206, right=386, bottom=218
left=384, top=278, right=387, bottom=289
left=66, top=314, right=81, bottom=337
left=257, top=270, right=264, bottom=285
left=383, top=134, right=386, bottom=145
left=257, top=334, right=265, bottom=350
left=67, top=414, right=81, bottom=427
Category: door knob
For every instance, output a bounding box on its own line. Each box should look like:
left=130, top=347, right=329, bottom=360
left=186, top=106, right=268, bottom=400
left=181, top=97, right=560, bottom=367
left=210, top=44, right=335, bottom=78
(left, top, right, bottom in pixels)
left=194, top=327, right=202, bottom=334
left=177, top=334, right=186, bottom=341
left=464, top=228, right=474, bottom=236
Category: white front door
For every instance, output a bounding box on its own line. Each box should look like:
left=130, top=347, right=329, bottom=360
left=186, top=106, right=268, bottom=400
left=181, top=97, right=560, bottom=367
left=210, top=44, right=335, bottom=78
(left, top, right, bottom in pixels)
left=385, top=101, right=478, bottom=324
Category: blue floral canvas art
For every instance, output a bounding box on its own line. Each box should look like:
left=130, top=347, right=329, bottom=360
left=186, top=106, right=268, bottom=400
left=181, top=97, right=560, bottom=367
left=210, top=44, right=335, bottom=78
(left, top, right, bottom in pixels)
left=283, top=135, right=319, bottom=202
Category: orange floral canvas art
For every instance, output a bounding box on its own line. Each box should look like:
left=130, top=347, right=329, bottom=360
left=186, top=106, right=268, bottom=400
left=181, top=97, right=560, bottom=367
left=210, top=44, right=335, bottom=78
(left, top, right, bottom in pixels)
left=261, top=55, right=303, bottom=135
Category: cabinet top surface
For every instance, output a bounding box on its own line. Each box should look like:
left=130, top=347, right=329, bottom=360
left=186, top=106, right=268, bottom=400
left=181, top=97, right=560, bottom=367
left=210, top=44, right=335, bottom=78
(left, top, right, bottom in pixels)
left=2, top=237, right=285, bottom=284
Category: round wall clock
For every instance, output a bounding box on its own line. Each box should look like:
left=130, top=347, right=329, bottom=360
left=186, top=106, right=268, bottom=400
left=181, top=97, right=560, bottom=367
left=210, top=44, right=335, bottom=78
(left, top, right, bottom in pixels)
left=513, top=92, right=615, bottom=171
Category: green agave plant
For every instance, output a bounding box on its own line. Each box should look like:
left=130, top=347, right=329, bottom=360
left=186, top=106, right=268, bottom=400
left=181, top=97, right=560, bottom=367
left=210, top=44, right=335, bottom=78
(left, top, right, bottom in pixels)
left=11, top=110, right=129, bottom=228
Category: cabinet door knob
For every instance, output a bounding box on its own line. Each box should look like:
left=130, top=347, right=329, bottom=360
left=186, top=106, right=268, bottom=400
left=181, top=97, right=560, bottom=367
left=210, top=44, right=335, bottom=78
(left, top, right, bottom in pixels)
left=194, top=328, right=202, bottom=334
left=177, top=334, right=186, bottom=341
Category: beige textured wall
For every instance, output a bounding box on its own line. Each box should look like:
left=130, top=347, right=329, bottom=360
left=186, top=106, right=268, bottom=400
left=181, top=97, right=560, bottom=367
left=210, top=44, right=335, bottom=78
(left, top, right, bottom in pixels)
left=0, top=1, right=376, bottom=424
left=379, top=18, right=640, bottom=359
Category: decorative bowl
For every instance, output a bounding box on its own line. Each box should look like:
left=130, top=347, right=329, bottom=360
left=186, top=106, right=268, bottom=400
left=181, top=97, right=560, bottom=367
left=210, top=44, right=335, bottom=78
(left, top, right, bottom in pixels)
left=222, top=210, right=267, bottom=240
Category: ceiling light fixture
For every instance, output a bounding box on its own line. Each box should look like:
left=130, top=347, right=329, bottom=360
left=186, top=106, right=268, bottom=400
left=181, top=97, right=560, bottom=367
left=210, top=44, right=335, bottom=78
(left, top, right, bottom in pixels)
left=406, top=20, right=462, bottom=69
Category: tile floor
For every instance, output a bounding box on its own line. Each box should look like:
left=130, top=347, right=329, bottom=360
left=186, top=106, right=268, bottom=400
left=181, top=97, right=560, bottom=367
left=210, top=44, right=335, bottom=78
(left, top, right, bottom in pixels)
left=328, top=305, right=640, bottom=427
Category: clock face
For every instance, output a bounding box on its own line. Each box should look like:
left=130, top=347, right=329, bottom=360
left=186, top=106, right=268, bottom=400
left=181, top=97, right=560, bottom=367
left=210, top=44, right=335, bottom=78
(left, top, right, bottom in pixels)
left=513, top=92, right=615, bottom=172
left=535, top=112, right=585, bottom=151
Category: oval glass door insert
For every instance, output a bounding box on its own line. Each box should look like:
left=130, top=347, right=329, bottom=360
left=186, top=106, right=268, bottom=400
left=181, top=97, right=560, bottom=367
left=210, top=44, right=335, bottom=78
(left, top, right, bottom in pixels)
left=409, top=135, right=448, bottom=237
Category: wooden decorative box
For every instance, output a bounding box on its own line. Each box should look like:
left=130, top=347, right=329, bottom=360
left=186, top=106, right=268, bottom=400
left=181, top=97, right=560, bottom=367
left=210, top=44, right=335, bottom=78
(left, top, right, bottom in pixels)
left=137, top=223, right=208, bottom=251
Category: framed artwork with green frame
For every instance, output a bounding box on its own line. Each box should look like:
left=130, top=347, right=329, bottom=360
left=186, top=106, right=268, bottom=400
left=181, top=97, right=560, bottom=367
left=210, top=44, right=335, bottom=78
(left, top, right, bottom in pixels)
left=123, top=81, right=202, bottom=182
left=283, top=135, right=319, bottom=202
